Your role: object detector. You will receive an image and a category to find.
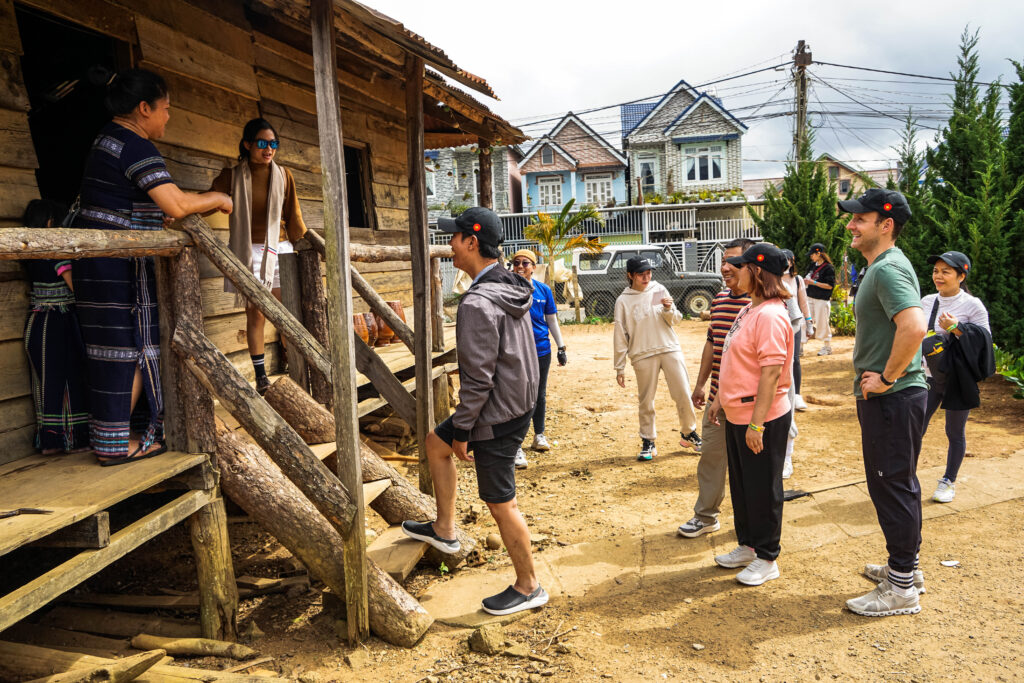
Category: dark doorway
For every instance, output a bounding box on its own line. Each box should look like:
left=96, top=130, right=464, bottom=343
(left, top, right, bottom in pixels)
left=16, top=6, right=128, bottom=205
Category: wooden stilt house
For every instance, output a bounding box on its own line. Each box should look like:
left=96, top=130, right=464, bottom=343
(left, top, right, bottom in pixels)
left=0, top=0, right=524, bottom=651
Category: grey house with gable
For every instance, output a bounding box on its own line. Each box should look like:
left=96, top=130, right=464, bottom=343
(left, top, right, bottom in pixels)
left=426, top=145, right=523, bottom=222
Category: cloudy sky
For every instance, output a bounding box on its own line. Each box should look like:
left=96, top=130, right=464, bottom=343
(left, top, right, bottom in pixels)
left=371, top=0, right=1023, bottom=179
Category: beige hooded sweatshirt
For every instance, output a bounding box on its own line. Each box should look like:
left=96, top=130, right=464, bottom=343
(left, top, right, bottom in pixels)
left=613, top=280, right=683, bottom=373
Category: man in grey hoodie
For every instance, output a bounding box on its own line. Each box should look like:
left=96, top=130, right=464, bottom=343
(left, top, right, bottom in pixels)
left=402, top=207, right=547, bottom=616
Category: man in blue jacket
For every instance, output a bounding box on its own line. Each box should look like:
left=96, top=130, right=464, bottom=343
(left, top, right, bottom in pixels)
left=402, top=207, right=546, bottom=616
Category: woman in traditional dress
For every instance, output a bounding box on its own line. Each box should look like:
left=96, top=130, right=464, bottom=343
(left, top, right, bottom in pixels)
left=208, top=118, right=307, bottom=394
left=72, top=68, right=232, bottom=465
left=22, top=199, right=90, bottom=454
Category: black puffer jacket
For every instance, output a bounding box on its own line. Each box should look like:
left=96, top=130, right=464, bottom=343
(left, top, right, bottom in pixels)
left=940, top=322, right=995, bottom=410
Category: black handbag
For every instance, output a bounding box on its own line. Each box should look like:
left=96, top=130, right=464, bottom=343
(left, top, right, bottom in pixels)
left=921, top=299, right=947, bottom=384
left=61, top=195, right=81, bottom=228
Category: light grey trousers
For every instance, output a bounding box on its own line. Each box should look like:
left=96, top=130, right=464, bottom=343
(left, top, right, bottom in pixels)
left=632, top=350, right=697, bottom=441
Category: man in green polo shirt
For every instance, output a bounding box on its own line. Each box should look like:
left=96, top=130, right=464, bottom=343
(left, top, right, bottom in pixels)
left=840, top=188, right=928, bottom=617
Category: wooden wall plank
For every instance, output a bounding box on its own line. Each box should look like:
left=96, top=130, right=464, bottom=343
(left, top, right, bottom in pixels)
left=0, top=108, right=39, bottom=170
left=0, top=424, right=33, bottom=464
left=0, top=338, right=30, bottom=401
left=156, top=142, right=232, bottom=192
left=205, top=310, right=278, bottom=357
left=289, top=167, right=322, bottom=200
left=144, top=63, right=259, bottom=129
left=0, top=52, right=29, bottom=112
left=0, top=279, right=27, bottom=341
left=376, top=207, right=410, bottom=232
left=135, top=15, right=258, bottom=99
left=18, top=0, right=135, bottom=43
left=117, top=0, right=252, bottom=61
left=0, top=166, right=40, bottom=219
left=372, top=182, right=407, bottom=209
left=0, top=395, right=33, bottom=434
left=254, top=43, right=314, bottom=89
left=160, top=107, right=240, bottom=159
left=0, top=0, right=22, bottom=54
left=256, top=71, right=317, bottom=115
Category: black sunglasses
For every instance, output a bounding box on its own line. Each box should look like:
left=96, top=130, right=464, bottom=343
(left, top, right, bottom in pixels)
left=255, top=139, right=279, bottom=150
left=511, top=259, right=534, bottom=267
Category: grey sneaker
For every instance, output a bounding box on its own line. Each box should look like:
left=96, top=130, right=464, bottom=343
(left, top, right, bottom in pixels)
left=715, top=545, right=756, bottom=568
left=863, top=563, right=925, bottom=594
left=514, top=448, right=528, bottom=469
left=817, top=346, right=832, bottom=356
left=531, top=433, right=551, bottom=451
left=401, top=520, right=460, bottom=554
left=677, top=516, right=720, bottom=538
left=933, top=478, right=955, bottom=503
left=846, top=579, right=921, bottom=617
left=736, top=557, right=779, bottom=586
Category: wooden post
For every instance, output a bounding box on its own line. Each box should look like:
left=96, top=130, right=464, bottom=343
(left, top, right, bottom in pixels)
left=406, top=55, right=435, bottom=497
left=310, top=0, right=368, bottom=642
left=296, top=245, right=332, bottom=407
left=572, top=265, right=582, bottom=323
left=155, top=257, right=184, bottom=452
left=172, top=247, right=215, bottom=454
left=478, top=139, right=493, bottom=209
left=188, top=499, right=237, bottom=641
left=430, top=257, right=445, bottom=352
left=278, top=252, right=308, bottom=390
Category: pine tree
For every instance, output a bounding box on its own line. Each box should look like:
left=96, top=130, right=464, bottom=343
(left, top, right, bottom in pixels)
left=747, top=130, right=849, bottom=274
left=1005, top=59, right=1024, bottom=215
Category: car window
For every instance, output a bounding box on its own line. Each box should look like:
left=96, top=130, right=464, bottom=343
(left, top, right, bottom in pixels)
left=578, top=253, right=611, bottom=271
left=639, top=251, right=665, bottom=269
left=609, top=251, right=638, bottom=270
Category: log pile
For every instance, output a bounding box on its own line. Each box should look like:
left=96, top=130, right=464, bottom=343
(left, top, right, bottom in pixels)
left=359, top=407, right=414, bottom=453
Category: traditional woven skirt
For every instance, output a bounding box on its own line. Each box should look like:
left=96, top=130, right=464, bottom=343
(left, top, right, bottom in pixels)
left=73, top=256, right=163, bottom=458
left=24, top=282, right=90, bottom=452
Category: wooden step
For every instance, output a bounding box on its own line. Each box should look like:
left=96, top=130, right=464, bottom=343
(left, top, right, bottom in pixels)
left=366, top=525, right=427, bottom=582
left=362, top=478, right=391, bottom=506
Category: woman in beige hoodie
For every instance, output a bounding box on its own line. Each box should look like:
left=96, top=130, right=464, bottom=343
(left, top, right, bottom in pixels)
left=613, top=256, right=701, bottom=461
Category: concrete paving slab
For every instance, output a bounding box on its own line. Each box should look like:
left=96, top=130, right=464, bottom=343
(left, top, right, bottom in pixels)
left=545, top=534, right=643, bottom=595
left=779, top=495, right=848, bottom=551
left=812, top=485, right=879, bottom=537
left=955, top=456, right=1024, bottom=503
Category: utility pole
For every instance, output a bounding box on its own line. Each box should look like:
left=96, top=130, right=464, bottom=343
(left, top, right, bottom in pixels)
left=792, top=40, right=812, bottom=160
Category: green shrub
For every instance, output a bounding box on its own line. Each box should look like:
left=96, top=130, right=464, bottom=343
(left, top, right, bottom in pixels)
left=830, top=301, right=856, bottom=336
left=994, top=346, right=1024, bottom=399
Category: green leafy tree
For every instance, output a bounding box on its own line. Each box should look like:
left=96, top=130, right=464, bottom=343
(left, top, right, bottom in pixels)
left=747, top=130, right=849, bottom=273
left=524, top=198, right=607, bottom=285
left=1005, top=59, right=1024, bottom=215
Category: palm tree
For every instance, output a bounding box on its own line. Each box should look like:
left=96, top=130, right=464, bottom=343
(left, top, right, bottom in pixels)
left=524, top=198, right=607, bottom=286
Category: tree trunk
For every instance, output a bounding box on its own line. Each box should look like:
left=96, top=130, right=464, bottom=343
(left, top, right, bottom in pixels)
left=21, top=649, right=166, bottom=683
left=0, top=227, right=189, bottom=260
left=130, top=635, right=256, bottom=661
left=263, top=377, right=335, bottom=444
left=296, top=247, right=332, bottom=407
left=214, top=423, right=433, bottom=647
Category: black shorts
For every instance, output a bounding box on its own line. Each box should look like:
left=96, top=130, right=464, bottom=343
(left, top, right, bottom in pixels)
left=435, top=415, right=530, bottom=504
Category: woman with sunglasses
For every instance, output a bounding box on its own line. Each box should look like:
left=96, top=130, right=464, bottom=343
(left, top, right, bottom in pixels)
left=509, top=249, right=567, bottom=469
left=210, top=118, right=308, bottom=394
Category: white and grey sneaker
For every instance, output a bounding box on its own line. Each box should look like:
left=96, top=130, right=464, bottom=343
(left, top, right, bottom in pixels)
left=481, top=585, right=549, bottom=616
left=677, top=516, right=720, bottom=538
left=715, top=545, right=756, bottom=568
left=863, top=563, right=925, bottom=594
left=401, top=520, right=460, bottom=554
left=793, top=394, right=808, bottom=412
left=933, top=478, right=955, bottom=503
left=514, top=448, right=529, bottom=469
left=782, top=454, right=793, bottom=480
left=846, top=579, right=921, bottom=617
left=736, top=557, right=780, bottom=586
left=817, top=346, right=833, bottom=356
left=531, top=434, right=550, bottom=451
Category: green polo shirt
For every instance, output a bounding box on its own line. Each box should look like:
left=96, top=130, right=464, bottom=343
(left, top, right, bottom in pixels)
left=852, top=247, right=927, bottom=399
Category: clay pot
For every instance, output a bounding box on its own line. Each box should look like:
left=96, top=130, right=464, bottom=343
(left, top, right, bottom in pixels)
left=353, top=313, right=369, bottom=344
left=386, top=300, right=407, bottom=324
left=375, top=312, right=394, bottom=346
left=363, top=312, right=378, bottom=347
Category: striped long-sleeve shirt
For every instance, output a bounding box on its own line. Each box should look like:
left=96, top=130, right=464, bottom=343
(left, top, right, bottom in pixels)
left=707, top=289, right=751, bottom=402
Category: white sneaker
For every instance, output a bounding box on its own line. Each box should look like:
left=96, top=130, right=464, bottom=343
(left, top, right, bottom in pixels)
left=514, top=448, right=528, bottom=469
left=863, top=563, right=925, bottom=594
left=715, top=545, right=756, bottom=568
left=736, top=557, right=780, bottom=586
left=817, top=346, right=832, bottom=356
left=933, top=478, right=955, bottom=503
left=793, top=394, right=808, bottom=412
left=846, top=579, right=921, bottom=617
left=531, top=434, right=550, bottom=451
left=782, top=454, right=793, bottom=480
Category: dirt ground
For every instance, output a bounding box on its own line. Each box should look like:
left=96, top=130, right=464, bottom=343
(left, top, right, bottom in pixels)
left=34, top=320, right=1024, bottom=682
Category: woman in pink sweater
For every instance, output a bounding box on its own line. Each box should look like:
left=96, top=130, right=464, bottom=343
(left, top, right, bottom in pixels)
left=707, top=243, right=794, bottom=586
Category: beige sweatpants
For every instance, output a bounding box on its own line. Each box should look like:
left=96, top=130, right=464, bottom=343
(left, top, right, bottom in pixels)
left=632, top=350, right=697, bottom=441
left=808, top=298, right=832, bottom=343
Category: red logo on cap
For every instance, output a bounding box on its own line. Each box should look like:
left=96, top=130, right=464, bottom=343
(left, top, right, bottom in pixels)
left=756, top=253, right=765, bottom=262
left=883, top=202, right=893, bottom=212
left=963, top=264, right=969, bottom=271
left=473, top=223, right=481, bottom=231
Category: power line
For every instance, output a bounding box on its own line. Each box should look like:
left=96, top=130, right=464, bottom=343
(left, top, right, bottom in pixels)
left=815, top=60, right=1012, bottom=90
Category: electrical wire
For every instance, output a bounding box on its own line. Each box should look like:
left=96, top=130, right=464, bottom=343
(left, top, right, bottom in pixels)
left=814, top=60, right=1012, bottom=90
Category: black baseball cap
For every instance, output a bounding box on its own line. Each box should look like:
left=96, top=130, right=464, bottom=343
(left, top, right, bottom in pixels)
left=437, top=207, right=504, bottom=247
left=781, top=248, right=795, bottom=262
left=626, top=256, right=654, bottom=274
left=927, top=251, right=971, bottom=276
left=725, top=243, right=789, bottom=277
left=838, top=187, right=912, bottom=224
left=807, top=242, right=826, bottom=256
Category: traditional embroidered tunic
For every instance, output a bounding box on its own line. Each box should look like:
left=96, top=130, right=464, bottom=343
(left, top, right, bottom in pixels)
left=70, top=122, right=172, bottom=459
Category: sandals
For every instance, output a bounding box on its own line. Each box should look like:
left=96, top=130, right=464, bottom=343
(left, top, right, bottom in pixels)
left=98, top=442, right=167, bottom=467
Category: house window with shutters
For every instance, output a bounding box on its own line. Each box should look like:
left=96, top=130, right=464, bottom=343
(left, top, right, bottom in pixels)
left=538, top=176, right=562, bottom=207
left=584, top=173, right=614, bottom=205
left=839, top=178, right=851, bottom=194
left=637, top=154, right=659, bottom=196
left=683, top=144, right=725, bottom=183
left=541, top=146, right=554, bottom=165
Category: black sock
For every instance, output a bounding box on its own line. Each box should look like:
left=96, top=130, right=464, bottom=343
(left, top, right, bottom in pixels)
left=251, top=353, right=267, bottom=379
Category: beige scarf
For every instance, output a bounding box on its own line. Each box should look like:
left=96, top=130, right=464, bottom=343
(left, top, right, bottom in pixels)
left=225, top=160, right=286, bottom=307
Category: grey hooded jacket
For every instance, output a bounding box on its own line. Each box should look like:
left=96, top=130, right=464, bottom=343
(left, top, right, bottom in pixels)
left=452, top=264, right=539, bottom=442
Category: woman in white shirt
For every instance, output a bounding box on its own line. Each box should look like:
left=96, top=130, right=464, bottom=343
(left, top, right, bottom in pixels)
left=920, top=251, right=990, bottom=504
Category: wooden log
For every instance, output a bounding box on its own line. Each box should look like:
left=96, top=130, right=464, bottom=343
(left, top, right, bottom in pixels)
left=478, top=141, right=493, bottom=209
left=0, top=228, right=190, bottom=260
left=277, top=253, right=308, bottom=389
left=430, top=258, right=445, bottom=352
left=432, top=372, right=452, bottom=426
left=0, top=622, right=130, bottom=658
left=170, top=319, right=357, bottom=539
left=214, top=423, right=433, bottom=647
left=172, top=247, right=216, bottom=454
left=296, top=247, right=331, bottom=406
left=177, top=215, right=333, bottom=386
left=353, top=336, right=417, bottom=429
left=130, top=634, right=256, bottom=661
left=29, top=513, right=109, bottom=549
left=188, top=497, right=238, bottom=641
left=350, top=266, right=414, bottom=351
left=263, top=376, right=334, bottom=443
left=155, top=257, right=184, bottom=451
left=21, top=649, right=167, bottom=683
left=38, top=607, right=201, bottom=639
left=302, top=229, right=454, bottom=261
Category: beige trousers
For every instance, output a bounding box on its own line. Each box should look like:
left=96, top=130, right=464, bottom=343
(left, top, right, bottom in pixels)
left=632, top=351, right=697, bottom=441
left=693, top=407, right=727, bottom=522
left=808, top=298, right=832, bottom=343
